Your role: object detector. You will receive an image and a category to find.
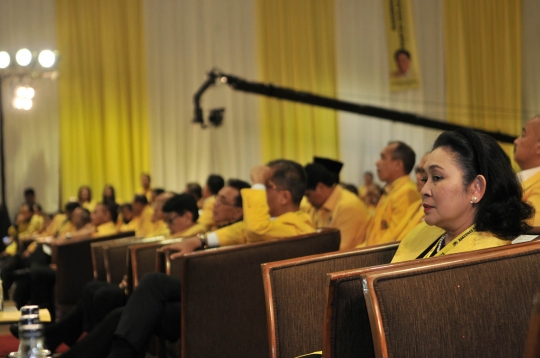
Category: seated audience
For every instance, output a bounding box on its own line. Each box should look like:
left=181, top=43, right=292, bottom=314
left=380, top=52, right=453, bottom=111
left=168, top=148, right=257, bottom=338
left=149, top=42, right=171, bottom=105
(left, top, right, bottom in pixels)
left=301, top=129, right=534, bottom=358
left=34, top=180, right=249, bottom=355
left=102, top=185, right=119, bottom=217
left=138, top=173, right=153, bottom=203
left=118, top=204, right=135, bottom=232
left=146, top=192, right=174, bottom=237
left=127, top=195, right=154, bottom=237
left=161, top=193, right=206, bottom=238
left=364, top=141, right=421, bottom=246
left=150, top=188, right=165, bottom=203
left=392, top=129, right=533, bottom=262
left=77, top=186, right=96, bottom=212
left=513, top=115, right=540, bottom=225
left=304, top=159, right=369, bottom=249
left=394, top=152, right=429, bottom=242
left=197, top=174, right=225, bottom=230
left=364, top=183, right=382, bottom=215
left=185, top=182, right=203, bottom=208
left=358, top=171, right=374, bottom=203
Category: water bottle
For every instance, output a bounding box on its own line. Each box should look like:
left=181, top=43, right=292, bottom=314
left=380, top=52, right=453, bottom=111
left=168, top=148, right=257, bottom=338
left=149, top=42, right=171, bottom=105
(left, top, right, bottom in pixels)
left=20, top=305, right=39, bottom=316
left=17, top=323, right=46, bottom=358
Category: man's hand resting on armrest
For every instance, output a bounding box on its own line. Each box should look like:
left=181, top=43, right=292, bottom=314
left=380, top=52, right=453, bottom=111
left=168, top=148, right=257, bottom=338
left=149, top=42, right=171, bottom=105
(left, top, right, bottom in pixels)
left=161, top=237, right=202, bottom=260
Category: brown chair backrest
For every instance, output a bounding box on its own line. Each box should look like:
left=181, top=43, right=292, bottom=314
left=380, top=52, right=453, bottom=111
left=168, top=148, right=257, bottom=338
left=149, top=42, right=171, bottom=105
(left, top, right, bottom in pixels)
left=179, top=229, right=340, bottom=358
left=103, top=236, right=165, bottom=284
left=128, top=237, right=184, bottom=289
left=360, top=240, right=540, bottom=358
left=51, top=231, right=135, bottom=306
left=524, top=293, right=540, bottom=358
left=262, top=242, right=399, bottom=358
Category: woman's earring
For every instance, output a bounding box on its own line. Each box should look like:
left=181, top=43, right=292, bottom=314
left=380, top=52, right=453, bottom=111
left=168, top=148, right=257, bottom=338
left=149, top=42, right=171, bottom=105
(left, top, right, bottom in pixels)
left=470, top=196, right=477, bottom=204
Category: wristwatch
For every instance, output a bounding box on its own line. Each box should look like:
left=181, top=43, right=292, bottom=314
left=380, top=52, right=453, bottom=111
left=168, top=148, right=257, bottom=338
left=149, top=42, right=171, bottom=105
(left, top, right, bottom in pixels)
left=197, top=233, right=208, bottom=249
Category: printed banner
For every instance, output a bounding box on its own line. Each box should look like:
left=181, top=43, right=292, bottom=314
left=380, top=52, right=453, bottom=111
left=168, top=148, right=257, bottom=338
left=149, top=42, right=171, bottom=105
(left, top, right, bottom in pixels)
left=383, top=0, right=421, bottom=91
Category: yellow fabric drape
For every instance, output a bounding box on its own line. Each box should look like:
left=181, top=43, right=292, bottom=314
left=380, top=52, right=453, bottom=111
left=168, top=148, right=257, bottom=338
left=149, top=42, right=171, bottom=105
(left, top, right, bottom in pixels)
left=56, top=0, right=150, bottom=205
left=256, top=0, right=339, bottom=164
left=444, top=0, right=522, bottom=166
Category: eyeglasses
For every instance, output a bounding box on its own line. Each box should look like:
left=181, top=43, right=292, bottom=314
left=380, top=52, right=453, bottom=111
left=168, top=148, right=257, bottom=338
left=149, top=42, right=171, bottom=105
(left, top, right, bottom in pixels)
left=165, top=214, right=179, bottom=225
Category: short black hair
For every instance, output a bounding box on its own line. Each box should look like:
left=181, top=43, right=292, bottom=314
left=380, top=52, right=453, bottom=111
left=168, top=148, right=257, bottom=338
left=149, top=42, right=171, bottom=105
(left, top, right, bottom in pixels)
left=162, top=193, right=199, bottom=223
left=267, top=159, right=307, bottom=206
left=389, top=141, right=416, bottom=175
left=206, top=175, right=225, bottom=195
left=98, top=202, right=118, bottom=223
left=65, top=202, right=81, bottom=213
left=186, top=183, right=202, bottom=201
left=225, top=179, right=251, bottom=207
left=340, top=183, right=359, bottom=196
left=133, top=195, right=148, bottom=206
left=433, top=129, right=533, bottom=236
left=24, top=188, right=35, bottom=196
left=152, top=188, right=165, bottom=197
left=394, top=49, right=411, bottom=61
left=120, top=203, right=133, bottom=212
left=305, top=163, right=335, bottom=190
left=141, top=173, right=151, bottom=181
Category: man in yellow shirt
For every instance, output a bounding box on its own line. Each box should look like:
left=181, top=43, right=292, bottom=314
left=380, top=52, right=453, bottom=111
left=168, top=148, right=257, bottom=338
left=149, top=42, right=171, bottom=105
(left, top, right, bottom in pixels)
left=102, top=161, right=314, bottom=358
left=162, top=194, right=207, bottom=238
left=304, top=160, right=369, bottom=249
left=88, top=203, right=119, bottom=238
left=358, top=171, right=374, bottom=203
left=364, top=141, right=421, bottom=246
left=145, top=192, right=174, bottom=238
left=197, top=174, right=225, bottom=230
left=514, top=115, right=540, bottom=226
left=395, top=152, right=429, bottom=242
left=137, top=173, right=153, bottom=203
left=121, top=195, right=154, bottom=237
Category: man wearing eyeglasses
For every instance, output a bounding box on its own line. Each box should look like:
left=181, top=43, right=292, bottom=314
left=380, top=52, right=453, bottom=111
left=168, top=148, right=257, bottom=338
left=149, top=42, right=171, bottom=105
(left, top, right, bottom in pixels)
left=162, top=194, right=206, bottom=238
left=102, top=161, right=314, bottom=358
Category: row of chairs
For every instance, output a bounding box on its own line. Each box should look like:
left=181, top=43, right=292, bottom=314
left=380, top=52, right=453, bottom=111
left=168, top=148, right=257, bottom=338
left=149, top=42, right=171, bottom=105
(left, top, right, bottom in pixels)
left=49, top=229, right=540, bottom=357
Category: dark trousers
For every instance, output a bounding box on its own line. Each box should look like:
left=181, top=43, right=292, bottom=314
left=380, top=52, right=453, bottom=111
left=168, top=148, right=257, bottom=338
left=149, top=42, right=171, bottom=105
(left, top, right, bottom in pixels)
left=111, top=272, right=181, bottom=356
left=46, top=281, right=126, bottom=351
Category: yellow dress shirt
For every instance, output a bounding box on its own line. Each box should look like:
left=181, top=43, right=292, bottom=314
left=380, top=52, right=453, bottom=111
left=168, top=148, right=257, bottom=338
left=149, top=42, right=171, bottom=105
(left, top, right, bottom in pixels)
left=394, top=199, right=425, bottom=242
left=82, top=201, right=97, bottom=213
left=391, top=222, right=510, bottom=263
left=197, top=196, right=216, bottom=230
left=93, top=221, right=119, bottom=237
left=215, top=221, right=247, bottom=247
left=522, top=170, right=540, bottom=226
left=307, top=185, right=369, bottom=250
left=137, top=188, right=153, bottom=203
left=41, top=214, right=67, bottom=237
left=170, top=222, right=207, bottom=239
left=145, top=219, right=170, bottom=238
left=364, top=175, right=421, bottom=247
left=241, top=188, right=315, bottom=244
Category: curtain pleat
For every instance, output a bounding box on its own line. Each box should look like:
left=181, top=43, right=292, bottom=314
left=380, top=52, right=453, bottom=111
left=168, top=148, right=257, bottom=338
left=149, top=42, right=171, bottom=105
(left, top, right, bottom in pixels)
left=444, top=0, right=522, bottom=164
left=257, top=0, right=339, bottom=164
left=56, top=0, right=150, bottom=204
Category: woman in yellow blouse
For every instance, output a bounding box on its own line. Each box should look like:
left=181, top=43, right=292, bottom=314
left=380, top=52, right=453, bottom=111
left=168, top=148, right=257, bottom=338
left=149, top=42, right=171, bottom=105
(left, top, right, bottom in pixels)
left=393, top=129, right=534, bottom=262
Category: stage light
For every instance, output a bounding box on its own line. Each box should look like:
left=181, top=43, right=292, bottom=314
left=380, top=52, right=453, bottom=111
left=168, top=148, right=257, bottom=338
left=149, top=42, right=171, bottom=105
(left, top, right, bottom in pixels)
left=0, top=51, right=10, bottom=69
left=16, top=49, right=32, bottom=66
left=38, top=50, right=56, bottom=68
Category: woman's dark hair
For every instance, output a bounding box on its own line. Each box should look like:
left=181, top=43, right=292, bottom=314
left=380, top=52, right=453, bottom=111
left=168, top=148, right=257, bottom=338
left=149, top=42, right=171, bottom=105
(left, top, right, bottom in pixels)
left=433, top=129, right=534, bottom=236
left=102, top=185, right=116, bottom=205
left=78, top=186, right=92, bottom=202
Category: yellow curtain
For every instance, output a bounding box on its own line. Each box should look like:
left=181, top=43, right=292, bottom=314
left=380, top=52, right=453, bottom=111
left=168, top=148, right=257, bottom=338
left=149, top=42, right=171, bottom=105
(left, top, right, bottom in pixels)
left=444, top=0, right=522, bottom=165
left=56, top=0, right=150, bottom=204
left=257, top=0, right=339, bottom=164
